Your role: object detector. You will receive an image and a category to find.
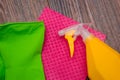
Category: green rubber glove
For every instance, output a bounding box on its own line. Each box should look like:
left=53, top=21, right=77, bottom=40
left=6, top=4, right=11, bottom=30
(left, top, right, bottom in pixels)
left=0, top=22, right=45, bottom=80
left=0, top=54, right=5, bottom=80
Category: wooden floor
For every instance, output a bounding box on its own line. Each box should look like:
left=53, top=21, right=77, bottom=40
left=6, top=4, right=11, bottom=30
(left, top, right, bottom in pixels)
left=0, top=0, right=120, bottom=52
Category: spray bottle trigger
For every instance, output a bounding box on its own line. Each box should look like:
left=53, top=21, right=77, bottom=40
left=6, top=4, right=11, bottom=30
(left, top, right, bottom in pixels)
left=64, top=30, right=75, bottom=57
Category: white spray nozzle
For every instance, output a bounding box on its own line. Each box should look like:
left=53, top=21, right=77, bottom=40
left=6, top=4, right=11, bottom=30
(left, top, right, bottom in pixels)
left=58, top=23, right=91, bottom=57
left=58, top=23, right=91, bottom=40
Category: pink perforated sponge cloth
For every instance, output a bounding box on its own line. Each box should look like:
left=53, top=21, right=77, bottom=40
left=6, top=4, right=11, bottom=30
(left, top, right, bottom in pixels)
left=38, top=8, right=106, bottom=80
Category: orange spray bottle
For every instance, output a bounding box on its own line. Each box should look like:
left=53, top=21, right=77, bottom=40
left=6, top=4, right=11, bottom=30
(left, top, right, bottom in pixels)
left=58, top=24, right=120, bottom=80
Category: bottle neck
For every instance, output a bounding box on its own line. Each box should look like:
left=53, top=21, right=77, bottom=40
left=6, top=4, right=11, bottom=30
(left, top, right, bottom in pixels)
left=78, top=26, right=91, bottom=41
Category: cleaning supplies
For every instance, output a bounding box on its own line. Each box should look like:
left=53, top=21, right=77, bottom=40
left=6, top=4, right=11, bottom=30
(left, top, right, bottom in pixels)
left=58, top=26, right=79, bottom=57
left=58, top=24, right=82, bottom=57
left=0, top=54, right=5, bottom=80
left=59, top=24, right=120, bottom=80
left=79, top=24, right=120, bottom=80
left=0, top=22, right=45, bottom=80
left=39, top=8, right=106, bottom=80
left=64, top=30, right=75, bottom=57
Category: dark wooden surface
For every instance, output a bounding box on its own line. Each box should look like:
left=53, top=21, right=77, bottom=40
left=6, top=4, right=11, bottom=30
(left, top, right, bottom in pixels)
left=0, top=0, right=120, bottom=52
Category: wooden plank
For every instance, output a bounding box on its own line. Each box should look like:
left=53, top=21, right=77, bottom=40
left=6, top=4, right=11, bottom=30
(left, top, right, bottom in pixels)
left=0, top=0, right=6, bottom=23
left=0, top=0, right=48, bottom=23
left=48, top=0, right=120, bottom=52
left=47, top=0, right=90, bottom=22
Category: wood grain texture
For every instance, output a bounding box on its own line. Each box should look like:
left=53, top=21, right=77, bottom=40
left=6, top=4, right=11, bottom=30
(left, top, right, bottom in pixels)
left=0, top=0, right=48, bottom=22
left=0, top=0, right=120, bottom=52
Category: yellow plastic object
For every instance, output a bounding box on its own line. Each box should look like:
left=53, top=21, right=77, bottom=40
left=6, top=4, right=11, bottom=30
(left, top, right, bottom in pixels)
left=58, top=24, right=87, bottom=57
left=59, top=23, right=120, bottom=79
left=78, top=24, right=120, bottom=80
left=65, top=30, right=75, bottom=57
left=85, top=35, right=120, bottom=80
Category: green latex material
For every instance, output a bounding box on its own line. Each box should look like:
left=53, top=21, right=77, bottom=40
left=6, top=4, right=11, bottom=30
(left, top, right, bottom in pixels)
left=0, top=22, right=45, bottom=80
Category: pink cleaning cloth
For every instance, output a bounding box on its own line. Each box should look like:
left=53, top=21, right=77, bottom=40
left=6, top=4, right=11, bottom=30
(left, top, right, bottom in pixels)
left=38, top=8, right=106, bottom=80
